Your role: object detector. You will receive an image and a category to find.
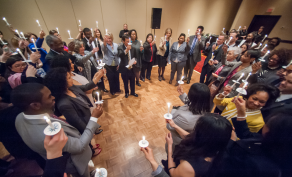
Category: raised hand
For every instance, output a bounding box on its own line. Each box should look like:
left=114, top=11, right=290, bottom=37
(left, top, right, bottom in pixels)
left=92, top=104, right=103, bottom=118
left=30, top=51, right=41, bottom=63
left=233, top=97, right=246, bottom=118
left=44, top=128, right=68, bottom=159
left=252, top=61, right=262, bottom=74
left=222, top=44, right=228, bottom=54
left=177, top=85, right=184, bottom=95
left=223, top=85, right=232, bottom=95
left=26, top=65, right=37, bottom=77
left=39, top=30, right=46, bottom=39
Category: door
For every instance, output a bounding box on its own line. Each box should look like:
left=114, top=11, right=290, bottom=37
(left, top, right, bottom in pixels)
left=248, top=15, right=281, bottom=35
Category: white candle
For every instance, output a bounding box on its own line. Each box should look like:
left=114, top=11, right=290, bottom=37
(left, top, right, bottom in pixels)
left=261, top=44, right=267, bottom=51
left=56, top=27, right=59, bottom=34
left=142, top=136, right=146, bottom=144
left=68, top=30, right=72, bottom=39
left=31, top=38, right=38, bottom=52
left=36, top=20, right=42, bottom=30
left=236, top=73, right=245, bottom=82
left=15, top=30, right=21, bottom=38
left=211, top=52, right=214, bottom=60
left=243, top=82, right=248, bottom=88
left=44, top=116, right=54, bottom=129
left=165, top=35, right=167, bottom=41
left=208, top=36, right=212, bottom=43
left=0, top=38, right=6, bottom=45
left=167, top=103, right=170, bottom=114
left=91, top=28, right=94, bottom=37
left=78, top=20, right=81, bottom=26
left=20, top=32, right=26, bottom=39
left=154, top=35, right=156, bottom=41
left=140, top=40, right=143, bottom=47
left=227, top=37, right=233, bottom=45
left=96, top=169, right=101, bottom=175
left=106, top=29, right=108, bottom=35
left=96, top=21, right=98, bottom=28
left=16, top=48, right=27, bottom=61
left=197, top=29, right=201, bottom=35
left=222, top=28, right=225, bottom=33
left=97, top=92, right=100, bottom=102
left=262, top=34, right=268, bottom=42
left=245, top=72, right=251, bottom=81
left=262, top=50, right=270, bottom=59
left=188, top=29, right=190, bottom=36
left=238, top=26, right=241, bottom=31
left=2, top=17, right=9, bottom=26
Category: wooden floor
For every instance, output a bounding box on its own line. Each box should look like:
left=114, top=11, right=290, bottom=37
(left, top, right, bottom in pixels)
left=0, top=64, right=201, bottom=177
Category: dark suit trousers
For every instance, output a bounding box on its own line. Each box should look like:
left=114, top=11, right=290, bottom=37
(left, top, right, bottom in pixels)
left=170, top=60, right=186, bottom=81
left=121, top=69, right=135, bottom=94
left=200, top=64, right=212, bottom=84
left=141, top=60, right=153, bottom=79
left=184, top=54, right=197, bottom=81
left=105, top=65, right=120, bottom=93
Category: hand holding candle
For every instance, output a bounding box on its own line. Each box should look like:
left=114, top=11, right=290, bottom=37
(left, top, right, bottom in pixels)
left=139, top=135, right=149, bottom=148
left=31, top=38, right=38, bottom=51
left=36, top=20, right=42, bottom=30
left=44, top=116, right=54, bottom=129
left=262, top=34, right=268, bottom=42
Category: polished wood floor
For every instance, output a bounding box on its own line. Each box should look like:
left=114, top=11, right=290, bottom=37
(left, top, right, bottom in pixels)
left=0, top=64, right=201, bottom=177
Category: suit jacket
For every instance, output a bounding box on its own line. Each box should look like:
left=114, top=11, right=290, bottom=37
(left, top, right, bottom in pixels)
left=203, top=42, right=224, bottom=66
left=187, top=35, right=206, bottom=63
left=82, top=37, right=98, bottom=52
left=169, top=41, right=190, bottom=62
left=261, top=98, right=292, bottom=122
left=45, top=50, right=78, bottom=72
left=101, top=43, right=120, bottom=66
left=73, top=51, right=96, bottom=81
left=142, top=42, right=157, bottom=62
left=43, top=153, right=69, bottom=177
left=157, top=37, right=173, bottom=57
left=119, top=30, right=129, bottom=38
left=56, top=81, right=99, bottom=134
left=117, top=44, right=136, bottom=73
left=15, top=113, right=98, bottom=176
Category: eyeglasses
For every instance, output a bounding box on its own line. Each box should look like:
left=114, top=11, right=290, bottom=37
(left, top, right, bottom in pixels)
left=268, top=57, right=279, bottom=62
left=13, top=63, right=27, bottom=68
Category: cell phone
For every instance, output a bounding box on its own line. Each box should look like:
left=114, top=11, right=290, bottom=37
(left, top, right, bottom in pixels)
left=3, top=47, right=9, bottom=53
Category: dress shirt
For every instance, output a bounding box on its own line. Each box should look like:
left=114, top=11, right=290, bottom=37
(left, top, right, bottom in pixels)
left=84, top=37, right=98, bottom=59
left=276, top=94, right=292, bottom=102
left=23, top=113, right=98, bottom=122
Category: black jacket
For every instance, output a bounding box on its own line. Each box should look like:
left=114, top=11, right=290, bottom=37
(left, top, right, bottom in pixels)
left=55, top=81, right=98, bottom=134
left=253, top=31, right=264, bottom=43
left=119, top=30, right=129, bottom=38
left=43, top=153, right=69, bottom=177
left=142, top=42, right=157, bottom=62
left=204, top=42, right=224, bottom=66
left=45, top=50, right=78, bottom=72
left=261, top=98, right=292, bottom=122
left=82, top=38, right=98, bottom=52
left=117, top=44, right=136, bottom=73
left=239, top=30, right=248, bottom=40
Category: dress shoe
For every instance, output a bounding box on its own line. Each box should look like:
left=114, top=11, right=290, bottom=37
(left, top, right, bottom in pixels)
left=141, top=77, right=145, bottom=82
left=136, top=82, right=141, bottom=87
left=182, top=77, right=187, bottom=81
left=175, top=82, right=179, bottom=86
left=187, top=80, right=190, bottom=84
left=125, top=93, right=129, bottom=98
left=131, top=93, right=138, bottom=97
left=159, top=76, right=162, bottom=81
left=146, top=77, right=151, bottom=80
left=169, top=80, right=172, bottom=84
left=103, top=88, right=109, bottom=92
left=117, top=89, right=122, bottom=92
left=95, top=129, right=103, bottom=135
left=161, top=76, right=165, bottom=80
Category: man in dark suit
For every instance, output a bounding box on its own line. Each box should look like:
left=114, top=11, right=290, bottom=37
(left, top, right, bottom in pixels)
left=261, top=72, right=292, bottom=122
left=184, top=26, right=206, bottom=84
left=200, top=34, right=225, bottom=84
left=45, top=35, right=79, bottom=73
left=118, top=35, right=138, bottom=98
left=119, top=24, right=129, bottom=39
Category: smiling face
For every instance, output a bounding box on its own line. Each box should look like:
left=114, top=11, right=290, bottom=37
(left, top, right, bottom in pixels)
left=278, top=73, right=292, bottom=94
left=10, top=61, right=27, bottom=73
left=178, top=35, right=185, bottom=44
left=268, top=54, right=280, bottom=67
left=130, top=31, right=136, bottom=41
left=246, top=91, right=269, bottom=110
left=246, top=33, right=254, bottom=42
left=147, top=35, right=153, bottom=43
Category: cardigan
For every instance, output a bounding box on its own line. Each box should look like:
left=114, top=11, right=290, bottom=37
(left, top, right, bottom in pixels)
left=157, top=36, right=173, bottom=57
left=213, top=95, right=264, bottom=133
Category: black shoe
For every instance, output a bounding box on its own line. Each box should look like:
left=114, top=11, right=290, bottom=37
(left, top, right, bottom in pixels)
left=136, top=82, right=141, bottom=87
left=95, top=129, right=103, bottom=135
left=146, top=77, right=151, bottom=80
left=182, top=77, right=187, bottom=81
left=141, top=77, right=145, bottom=82
left=161, top=76, right=165, bottom=80
left=131, top=93, right=138, bottom=97
left=103, top=89, right=109, bottom=92
left=175, top=82, right=179, bottom=86
left=169, top=80, right=172, bottom=84
left=159, top=76, right=162, bottom=81
left=125, top=93, right=129, bottom=98
left=187, top=80, right=190, bottom=84
left=117, top=89, right=122, bottom=92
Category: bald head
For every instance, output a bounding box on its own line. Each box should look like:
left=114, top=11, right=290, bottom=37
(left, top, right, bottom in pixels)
left=46, top=35, right=64, bottom=53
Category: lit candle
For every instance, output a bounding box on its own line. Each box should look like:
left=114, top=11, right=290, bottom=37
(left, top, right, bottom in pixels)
left=208, top=36, right=212, bottom=43
left=31, top=38, right=38, bottom=52
left=140, top=40, right=142, bottom=47
left=244, top=72, right=251, bottom=81
left=68, top=30, right=72, bottom=39
left=106, top=29, right=108, bottom=35
left=258, top=43, right=262, bottom=48
left=188, top=29, right=190, bottom=36
left=97, top=92, right=100, bottom=102
left=2, top=17, right=9, bottom=26
left=91, top=28, right=94, bottom=37
left=96, top=169, right=101, bottom=175
left=154, top=35, right=156, bottom=41
left=180, top=76, right=184, bottom=82
left=165, top=35, right=167, bottom=41
left=211, top=52, right=214, bottom=60
left=197, top=29, right=201, bottom=35
left=96, top=21, right=98, bottom=28
left=238, top=26, right=241, bottom=31
left=36, top=20, right=42, bottom=30
left=222, top=28, right=225, bottom=33
left=78, top=20, right=81, bottom=26
left=15, top=30, right=21, bottom=38
left=262, top=34, right=268, bottom=42
left=262, top=50, right=270, bottom=59
left=261, top=44, right=267, bottom=51
left=16, top=48, right=27, bottom=61
left=236, top=73, right=245, bottom=82
left=227, top=37, right=233, bottom=45
left=243, top=82, right=248, bottom=88
left=44, top=116, right=54, bottom=129
left=142, top=136, right=146, bottom=144
left=167, top=102, right=170, bottom=114
left=56, top=27, right=59, bottom=34
left=20, top=32, right=26, bottom=39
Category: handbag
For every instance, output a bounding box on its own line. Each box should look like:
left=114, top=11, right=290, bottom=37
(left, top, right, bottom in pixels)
left=208, top=79, right=222, bottom=98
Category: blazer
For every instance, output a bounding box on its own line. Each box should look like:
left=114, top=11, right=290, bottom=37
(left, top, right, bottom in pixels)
left=142, top=42, right=157, bottom=62
left=101, top=43, right=120, bottom=66
left=261, top=98, right=292, bottom=122
left=15, top=113, right=98, bottom=176
left=117, top=44, right=136, bottom=73
left=56, top=81, right=99, bottom=134
left=166, top=93, right=203, bottom=153
left=157, top=37, right=173, bottom=57
left=169, top=41, right=190, bottom=62
left=187, top=35, right=206, bottom=63
left=203, top=42, right=224, bottom=66
left=73, top=51, right=96, bottom=81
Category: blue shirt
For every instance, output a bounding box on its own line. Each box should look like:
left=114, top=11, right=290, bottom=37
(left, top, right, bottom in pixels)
left=28, top=38, right=49, bottom=72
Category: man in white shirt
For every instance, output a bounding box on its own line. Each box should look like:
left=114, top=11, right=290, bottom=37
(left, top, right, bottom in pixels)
left=11, top=83, right=103, bottom=177
left=261, top=72, right=292, bottom=121
left=227, top=32, right=239, bottom=47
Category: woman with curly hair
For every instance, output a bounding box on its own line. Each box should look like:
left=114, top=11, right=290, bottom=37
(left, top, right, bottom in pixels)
left=249, top=48, right=292, bottom=85
left=165, top=83, right=211, bottom=153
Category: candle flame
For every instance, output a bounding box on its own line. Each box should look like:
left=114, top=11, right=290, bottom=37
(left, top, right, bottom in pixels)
left=143, top=136, right=145, bottom=140
left=16, top=48, right=20, bottom=52
left=68, top=30, right=70, bottom=32
left=44, top=116, right=49, bottom=121
left=96, top=168, right=100, bottom=172
left=167, top=102, right=171, bottom=107
left=15, top=30, right=18, bottom=33
left=241, top=73, right=245, bottom=76
left=267, top=50, right=270, bottom=54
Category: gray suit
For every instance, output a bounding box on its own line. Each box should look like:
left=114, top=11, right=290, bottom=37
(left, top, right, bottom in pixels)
left=15, top=113, right=98, bottom=177
left=166, top=93, right=202, bottom=153
left=184, top=35, right=206, bottom=80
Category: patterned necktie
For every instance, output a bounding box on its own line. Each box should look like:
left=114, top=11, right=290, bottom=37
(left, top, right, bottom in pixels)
left=189, top=37, right=197, bottom=55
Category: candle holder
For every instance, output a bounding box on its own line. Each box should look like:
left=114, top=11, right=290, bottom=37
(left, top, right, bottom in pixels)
left=95, top=100, right=104, bottom=104
left=43, top=122, right=62, bottom=136
left=177, top=80, right=184, bottom=85
left=235, top=87, right=247, bottom=99
left=95, top=168, right=108, bottom=177
left=138, top=139, right=149, bottom=148
left=32, top=47, right=40, bottom=50
left=164, top=113, right=173, bottom=119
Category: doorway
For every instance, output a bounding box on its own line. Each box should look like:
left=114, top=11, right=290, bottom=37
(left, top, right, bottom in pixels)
left=248, top=15, right=281, bottom=35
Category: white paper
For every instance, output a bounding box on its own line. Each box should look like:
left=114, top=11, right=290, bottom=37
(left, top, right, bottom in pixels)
left=126, top=58, right=136, bottom=68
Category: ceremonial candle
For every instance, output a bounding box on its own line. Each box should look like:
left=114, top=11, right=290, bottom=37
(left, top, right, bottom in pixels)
left=91, top=28, right=93, bottom=37
left=97, top=92, right=100, bottom=102
left=208, top=36, right=212, bottom=43
left=15, top=30, right=21, bottom=38
left=165, top=35, right=167, bottom=41
left=188, top=29, right=190, bottom=36
left=96, top=21, right=98, bottom=28
left=261, top=44, right=267, bottom=51
left=227, top=37, right=233, bottom=45
left=259, top=43, right=262, bottom=47
left=2, top=17, right=9, bottom=26
left=243, top=82, right=248, bottom=88
left=211, top=52, right=214, bottom=59
left=96, top=169, right=101, bottom=175
left=181, top=76, right=184, bottom=82
left=263, top=50, right=270, bottom=59
left=262, top=34, right=268, bottom=42
left=31, top=38, right=38, bottom=51
left=78, top=20, right=81, bottom=26
left=16, top=48, right=27, bottom=61
left=68, top=30, right=72, bottom=39
left=140, top=40, right=142, bottom=47
left=142, top=136, right=146, bottom=144
left=197, top=29, right=201, bottom=35
left=236, top=73, right=245, bottom=82
left=0, top=38, right=6, bottom=45
left=56, top=27, right=59, bottom=34
left=36, top=20, right=42, bottom=30
left=106, top=29, right=108, bottom=35
left=238, top=26, right=241, bottom=31
left=44, top=116, right=54, bottom=129
left=167, top=102, right=170, bottom=114
left=154, top=35, right=156, bottom=41
left=245, top=72, right=251, bottom=81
